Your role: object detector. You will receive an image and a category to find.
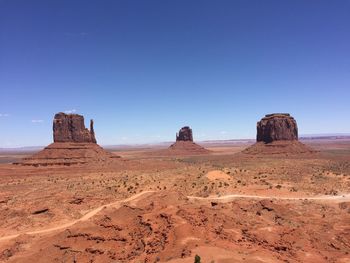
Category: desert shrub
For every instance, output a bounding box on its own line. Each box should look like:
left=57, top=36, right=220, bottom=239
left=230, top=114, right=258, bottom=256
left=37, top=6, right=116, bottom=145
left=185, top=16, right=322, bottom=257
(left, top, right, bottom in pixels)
left=327, top=161, right=350, bottom=175
left=194, top=254, right=201, bottom=263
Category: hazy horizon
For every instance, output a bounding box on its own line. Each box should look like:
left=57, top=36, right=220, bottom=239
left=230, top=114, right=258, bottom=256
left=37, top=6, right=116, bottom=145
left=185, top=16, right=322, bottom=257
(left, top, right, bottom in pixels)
left=1, top=132, right=350, bottom=149
left=1, top=1, right=349, bottom=147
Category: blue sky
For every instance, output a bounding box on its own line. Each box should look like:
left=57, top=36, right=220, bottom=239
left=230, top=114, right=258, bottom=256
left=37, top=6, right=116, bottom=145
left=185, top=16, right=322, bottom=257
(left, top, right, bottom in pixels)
left=1, top=0, right=349, bottom=147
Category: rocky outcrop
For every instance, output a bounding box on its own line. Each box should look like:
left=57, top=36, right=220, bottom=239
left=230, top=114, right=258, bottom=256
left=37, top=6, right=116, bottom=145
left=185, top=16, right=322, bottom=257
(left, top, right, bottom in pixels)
left=176, top=126, right=193, bottom=142
left=257, top=113, right=298, bottom=143
left=158, top=126, right=211, bottom=156
left=243, top=113, right=315, bottom=155
left=53, top=113, right=96, bottom=143
left=17, top=112, right=120, bottom=166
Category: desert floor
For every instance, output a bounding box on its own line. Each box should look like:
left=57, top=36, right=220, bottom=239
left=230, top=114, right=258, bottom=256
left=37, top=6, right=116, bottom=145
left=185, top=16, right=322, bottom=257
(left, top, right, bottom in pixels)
left=0, top=139, right=349, bottom=262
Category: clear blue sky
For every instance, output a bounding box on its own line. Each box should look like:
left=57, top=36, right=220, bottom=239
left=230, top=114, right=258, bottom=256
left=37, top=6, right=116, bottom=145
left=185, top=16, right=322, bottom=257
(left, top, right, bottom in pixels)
left=1, top=0, right=349, bottom=147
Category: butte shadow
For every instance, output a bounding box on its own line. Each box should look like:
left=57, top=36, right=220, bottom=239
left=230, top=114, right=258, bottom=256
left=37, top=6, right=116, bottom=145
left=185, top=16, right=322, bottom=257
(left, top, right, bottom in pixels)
left=16, top=113, right=120, bottom=166
left=243, top=113, right=315, bottom=155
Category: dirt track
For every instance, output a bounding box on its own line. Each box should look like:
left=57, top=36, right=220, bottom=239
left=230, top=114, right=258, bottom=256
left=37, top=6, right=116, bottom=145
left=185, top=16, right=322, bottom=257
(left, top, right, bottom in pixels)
left=1, top=191, right=348, bottom=243
left=0, top=191, right=154, bottom=242
left=188, top=193, right=350, bottom=202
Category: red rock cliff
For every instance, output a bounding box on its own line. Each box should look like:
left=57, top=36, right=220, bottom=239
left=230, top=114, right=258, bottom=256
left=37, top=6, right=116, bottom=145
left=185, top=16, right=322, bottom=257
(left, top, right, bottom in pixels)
left=256, top=113, right=298, bottom=143
left=176, top=126, right=193, bottom=142
left=53, top=113, right=96, bottom=143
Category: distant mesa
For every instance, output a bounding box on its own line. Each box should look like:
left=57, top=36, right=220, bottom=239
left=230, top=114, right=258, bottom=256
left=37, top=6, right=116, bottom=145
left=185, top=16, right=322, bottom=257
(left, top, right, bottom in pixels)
left=243, top=113, right=315, bottom=155
left=53, top=112, right=96, bottom=143
left=176, top=126, right=193, bottom=142
left=17, top=113, right=119, bottom=166
left=168, top=126, right=210, bottom=155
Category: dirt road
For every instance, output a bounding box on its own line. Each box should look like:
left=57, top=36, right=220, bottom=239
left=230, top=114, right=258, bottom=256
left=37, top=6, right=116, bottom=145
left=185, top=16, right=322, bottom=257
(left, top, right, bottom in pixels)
left=0, top=190, right=154, bottom=242
left=1, top=191, right=348, bottom=243
left=187, top=193, right=350, bottom=202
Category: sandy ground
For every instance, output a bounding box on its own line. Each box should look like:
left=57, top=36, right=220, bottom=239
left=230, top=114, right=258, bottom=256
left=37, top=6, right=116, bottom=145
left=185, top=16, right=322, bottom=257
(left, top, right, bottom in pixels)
left=0, top=140, right=349, bottom=262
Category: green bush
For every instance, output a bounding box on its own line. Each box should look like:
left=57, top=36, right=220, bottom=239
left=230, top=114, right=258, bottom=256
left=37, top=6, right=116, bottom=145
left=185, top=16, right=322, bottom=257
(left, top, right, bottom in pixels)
left=194, top=254, right=201, bottom=263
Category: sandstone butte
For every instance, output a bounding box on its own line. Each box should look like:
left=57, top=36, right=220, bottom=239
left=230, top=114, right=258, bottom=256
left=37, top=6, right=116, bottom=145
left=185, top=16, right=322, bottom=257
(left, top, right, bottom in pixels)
left=168, top=126, right=210, bottom=155
left=243, top=113, right=315, bottom=155
left=176, top=126, right=193, bottom=142
left=17, top=113, right=119, bottom=166
left=53, top=112, right=97, bottom=143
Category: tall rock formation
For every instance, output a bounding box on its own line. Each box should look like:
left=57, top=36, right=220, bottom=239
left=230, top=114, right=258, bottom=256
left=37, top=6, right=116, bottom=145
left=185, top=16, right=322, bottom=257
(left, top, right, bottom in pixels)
left=176, top=126, right=193, bottom=142
left=53, top=113, right=96, bottom=143
left=162, top=126, right=210, bottom=155
left=256, top=113, right=298, bottom=143
left=243, top=113, right=315, bottom=155
left=17, top=112, right=119, bottom=166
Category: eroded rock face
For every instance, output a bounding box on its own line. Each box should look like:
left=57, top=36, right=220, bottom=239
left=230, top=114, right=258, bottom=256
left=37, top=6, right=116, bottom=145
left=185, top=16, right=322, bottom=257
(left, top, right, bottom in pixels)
left=176, top=126, right=193, bottom=142
left=53, top=113, right=96, bottom=143
left=257, top=113, right=298, bottom=143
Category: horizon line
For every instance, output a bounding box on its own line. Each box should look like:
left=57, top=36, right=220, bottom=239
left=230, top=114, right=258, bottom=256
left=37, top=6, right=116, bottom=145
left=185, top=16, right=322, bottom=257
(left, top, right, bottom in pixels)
left=1, top=133, right=350, bottom=149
